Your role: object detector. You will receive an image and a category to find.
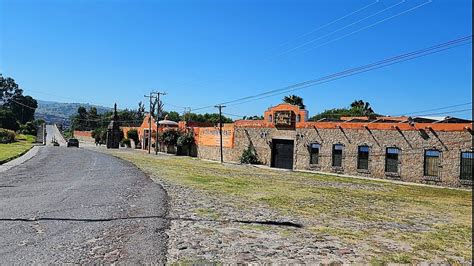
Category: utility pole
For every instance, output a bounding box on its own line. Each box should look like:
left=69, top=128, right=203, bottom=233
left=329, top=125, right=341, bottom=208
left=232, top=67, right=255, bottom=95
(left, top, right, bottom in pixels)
left=144, top=92, right=156, bottom=154
left=155, top=91, right=167, bottom=155
left=214, top=104, right=225, bottom=163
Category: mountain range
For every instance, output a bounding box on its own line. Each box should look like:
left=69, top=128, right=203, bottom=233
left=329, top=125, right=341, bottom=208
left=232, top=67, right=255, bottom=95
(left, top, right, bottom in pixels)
left=35, top=100, right=111, bottom=126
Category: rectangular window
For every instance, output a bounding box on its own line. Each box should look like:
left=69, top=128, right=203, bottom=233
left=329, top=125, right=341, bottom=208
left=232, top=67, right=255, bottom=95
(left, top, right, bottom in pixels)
left=309, top=143, right=320, bottom=165
left=385, top=147, right=399, bottom=173
left=460, top=151, right=473, bottom=181
left=357, top=146, right=369, bottom=170
left=332, top=144, right=344, bottom=167
left=424, top=150, right=440, bottom=177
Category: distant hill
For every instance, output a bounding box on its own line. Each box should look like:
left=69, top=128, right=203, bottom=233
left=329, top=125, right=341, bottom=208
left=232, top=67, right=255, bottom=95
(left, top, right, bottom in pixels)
left=35, top=100, right=112, bottom=126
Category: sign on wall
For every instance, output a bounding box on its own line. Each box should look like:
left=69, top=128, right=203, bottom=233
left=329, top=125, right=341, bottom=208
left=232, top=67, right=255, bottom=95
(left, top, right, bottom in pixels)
left=198, top=127, right=234, bottom=148
left=274, top=111, right=293, bottom=126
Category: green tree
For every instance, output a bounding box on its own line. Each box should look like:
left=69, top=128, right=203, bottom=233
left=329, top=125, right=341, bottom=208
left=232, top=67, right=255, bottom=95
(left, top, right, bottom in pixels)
left=350, top=100, right=374, bottom=116
left=137, top=101, right=145, bottom=121
left=0, top=108, right=19, bottom=131
left=310, top=100, right=379, bottom=121
left=1, top=74, right=38, bottom=126
left=185, top=112, right=232, bottom=123
left=283, top=95, right=305, bottom=109
left=0, top=74, right=23, bottom=104
left=8, top=95, right=38, bottom=124
left=162, top=111, right=181, bottom=122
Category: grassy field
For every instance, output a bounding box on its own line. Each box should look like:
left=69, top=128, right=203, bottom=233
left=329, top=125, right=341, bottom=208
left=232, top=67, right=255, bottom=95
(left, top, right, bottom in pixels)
left=110, top=150, right=472, bottom=264
left=0, top=134, right=36, bottom=164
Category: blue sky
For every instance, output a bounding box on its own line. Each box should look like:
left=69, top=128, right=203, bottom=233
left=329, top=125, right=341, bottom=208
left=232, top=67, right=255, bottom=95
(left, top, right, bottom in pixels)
left=0, top=0, right=472, bottom=119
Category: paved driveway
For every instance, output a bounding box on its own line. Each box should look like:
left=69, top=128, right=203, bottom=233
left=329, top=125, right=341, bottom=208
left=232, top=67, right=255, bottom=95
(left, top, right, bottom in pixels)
left=0, top=146, right=168, bottom=263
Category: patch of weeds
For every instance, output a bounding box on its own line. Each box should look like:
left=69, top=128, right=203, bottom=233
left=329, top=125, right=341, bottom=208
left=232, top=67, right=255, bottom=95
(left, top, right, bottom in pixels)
left=412, top=224, right=472, bottom=260
left=195, top=208, right=221, bottom=220
left=370, top=252, right=413, bottom=265
left=309, top=226, right=370, bottom=243
left=171, top=258, right=220, bottom=266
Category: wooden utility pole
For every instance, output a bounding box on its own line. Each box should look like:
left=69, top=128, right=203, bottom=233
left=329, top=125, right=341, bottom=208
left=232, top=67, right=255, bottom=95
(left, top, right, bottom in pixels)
left=155, top=92, right=167, bottom=155
left=214, top=105, right=225, bottom=163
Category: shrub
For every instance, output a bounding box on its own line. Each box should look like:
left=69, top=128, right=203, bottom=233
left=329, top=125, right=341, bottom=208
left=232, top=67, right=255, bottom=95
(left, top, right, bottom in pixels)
left=162, top=130, right=180, bottom=146
left=127, top=129, right=139, bottom=144
left=91, top=127, right=107, bottom=144
left=177, top=132, right=194, bottom=147
left=120, top=138, right=131, bottom=148
left=19, top=121, right=37, bottom=135
left=240, top=145, right=260, bottom=164
left=0, top=128, right=16, bottom=144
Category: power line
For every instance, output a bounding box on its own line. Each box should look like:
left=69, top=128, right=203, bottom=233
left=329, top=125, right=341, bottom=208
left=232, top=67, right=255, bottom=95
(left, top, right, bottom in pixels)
left=395, top=102, right=472, bottom=116
left=302, top=0, right=433, bottom=55
left=410, top=108, right=472, bottom=117
left=192, top=35, right=471, bottom=111
left=269, top=0, right=380, bottom=55
left=9, top=99, right=37, bottom=110
left=272, top=0, right=407, bottom=59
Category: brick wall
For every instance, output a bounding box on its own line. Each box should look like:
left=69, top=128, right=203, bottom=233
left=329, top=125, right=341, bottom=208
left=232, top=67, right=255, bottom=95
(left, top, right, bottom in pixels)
left=196, top=126, right=472, bottom=188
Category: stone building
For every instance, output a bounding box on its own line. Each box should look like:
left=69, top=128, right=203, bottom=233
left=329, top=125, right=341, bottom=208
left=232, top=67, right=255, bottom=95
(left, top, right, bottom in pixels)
left=194, top=104, right=473, bottom=188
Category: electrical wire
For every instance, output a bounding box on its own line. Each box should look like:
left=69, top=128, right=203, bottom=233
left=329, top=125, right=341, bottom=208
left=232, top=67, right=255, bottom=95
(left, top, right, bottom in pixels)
left=190, top=36, right=471, bottom=111
left=270, top=0, right=380, bottom=55
left=226, top=38, right=472, bottom=108
left=301, top=0, right=433, bottom=54
left=272, top=0, right=407, bottom=58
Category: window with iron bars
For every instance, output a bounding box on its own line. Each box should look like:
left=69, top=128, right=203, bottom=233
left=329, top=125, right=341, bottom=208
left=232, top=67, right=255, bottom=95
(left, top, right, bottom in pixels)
left=460, top=151, right=473, bottom=181
left=357, top=145, right=370, bottom=170
left=309, top=143, right=320, bottom=165
left=385, top=147, right=399, bottom=173
left=424, top=150, right=440, bottom=177
left=332, top=144, right=344, bottom=167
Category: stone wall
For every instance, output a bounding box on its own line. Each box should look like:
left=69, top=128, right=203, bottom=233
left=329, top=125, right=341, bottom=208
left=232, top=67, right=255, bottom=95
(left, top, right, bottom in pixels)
left=196, top=126, right=472, bottom=188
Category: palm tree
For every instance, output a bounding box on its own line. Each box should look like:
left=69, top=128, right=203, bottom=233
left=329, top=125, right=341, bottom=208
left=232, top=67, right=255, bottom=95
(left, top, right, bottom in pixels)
left=283, top=95, right=305, bottom=109
left=350, top=100, right=374, bottom=115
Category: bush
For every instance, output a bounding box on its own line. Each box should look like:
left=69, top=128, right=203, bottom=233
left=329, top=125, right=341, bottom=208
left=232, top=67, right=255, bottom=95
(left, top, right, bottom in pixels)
left=121, top=138, right=131, bottom=148
left=240, top=145, right=260, bottom=164
left=177, top=132, right=194, bottom=147
left=161, top=130, right=180, bottom=146
left=91, top=127, right=107, bottom=144
left=0, top=128, right=16, bottom=144
left=127, top=129, right=139, bottom=144
left=19, top=121, right=37, bottom=135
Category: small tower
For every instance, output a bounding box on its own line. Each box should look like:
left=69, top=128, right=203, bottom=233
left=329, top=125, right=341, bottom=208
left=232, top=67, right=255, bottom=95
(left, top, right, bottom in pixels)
left=106, top=103, right=122, bottom=149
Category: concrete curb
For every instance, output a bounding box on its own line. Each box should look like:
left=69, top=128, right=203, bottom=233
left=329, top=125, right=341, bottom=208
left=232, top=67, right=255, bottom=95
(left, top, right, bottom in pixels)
left=0, top=145, right=41, bottom=173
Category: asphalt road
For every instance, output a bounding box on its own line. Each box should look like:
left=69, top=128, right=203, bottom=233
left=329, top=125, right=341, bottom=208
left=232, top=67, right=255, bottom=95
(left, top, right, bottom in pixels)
left=0, top=146, right=168, bottom=263
left=45, top=125, right=67, bottom=146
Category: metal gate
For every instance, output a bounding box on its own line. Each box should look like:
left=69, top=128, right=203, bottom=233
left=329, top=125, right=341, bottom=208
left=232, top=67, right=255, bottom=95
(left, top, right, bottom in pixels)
left=271, top=139, right=294, bottom=170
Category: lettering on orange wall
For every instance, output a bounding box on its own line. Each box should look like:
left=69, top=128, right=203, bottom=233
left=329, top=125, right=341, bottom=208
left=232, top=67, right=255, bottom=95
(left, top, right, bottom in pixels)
left=198, top=127, right=234, bottom=148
